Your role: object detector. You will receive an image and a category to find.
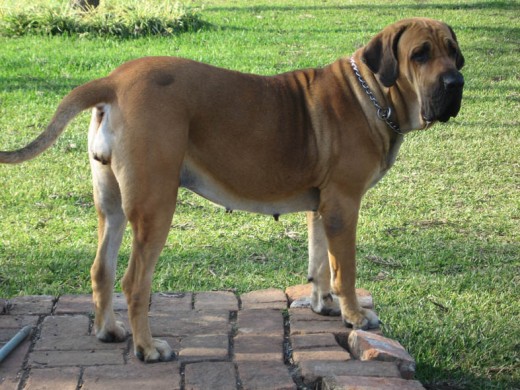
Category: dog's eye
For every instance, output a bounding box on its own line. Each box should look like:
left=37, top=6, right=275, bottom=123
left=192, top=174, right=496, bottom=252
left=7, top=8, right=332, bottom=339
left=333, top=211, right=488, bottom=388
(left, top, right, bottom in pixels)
left=446, top=40, right=458, bottom=58
left=411, top=44, right=430, bottom=64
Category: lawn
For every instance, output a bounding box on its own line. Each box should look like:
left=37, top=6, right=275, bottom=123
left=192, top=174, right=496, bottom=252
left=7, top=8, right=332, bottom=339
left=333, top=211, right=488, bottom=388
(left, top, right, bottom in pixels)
left=0, top=0, right=519, bottom=388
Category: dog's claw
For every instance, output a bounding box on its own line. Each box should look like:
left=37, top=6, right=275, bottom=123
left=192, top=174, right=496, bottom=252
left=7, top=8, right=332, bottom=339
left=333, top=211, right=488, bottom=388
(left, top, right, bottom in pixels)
left=342, top=308, right=380, bottom=330
left=134, top=338, right=175, bottom=363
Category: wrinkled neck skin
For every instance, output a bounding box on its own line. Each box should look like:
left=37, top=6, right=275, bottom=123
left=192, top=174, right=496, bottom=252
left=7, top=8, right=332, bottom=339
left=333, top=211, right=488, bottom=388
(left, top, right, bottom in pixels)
left=345, top=52, right=406, bottom=183
left=351, top=50, right=427, bottom=134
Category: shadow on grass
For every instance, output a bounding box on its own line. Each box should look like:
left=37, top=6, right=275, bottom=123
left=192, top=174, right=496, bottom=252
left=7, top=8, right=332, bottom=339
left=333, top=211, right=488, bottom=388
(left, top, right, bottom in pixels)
left=420, top=365, right=519, bottom=390
left=207, top=1, right=518, bottom=13
left=0, top=76, right=89, bottom=94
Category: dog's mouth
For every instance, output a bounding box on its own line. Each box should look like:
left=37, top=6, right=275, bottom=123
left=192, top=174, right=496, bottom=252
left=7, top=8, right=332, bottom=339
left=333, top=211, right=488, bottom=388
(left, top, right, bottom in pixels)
left=422, top=70, right=464, bottom=125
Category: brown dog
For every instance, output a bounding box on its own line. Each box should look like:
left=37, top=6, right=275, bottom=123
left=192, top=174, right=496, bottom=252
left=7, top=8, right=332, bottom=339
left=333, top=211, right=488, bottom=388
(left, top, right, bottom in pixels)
left=1, top=18, right=464, bottom=362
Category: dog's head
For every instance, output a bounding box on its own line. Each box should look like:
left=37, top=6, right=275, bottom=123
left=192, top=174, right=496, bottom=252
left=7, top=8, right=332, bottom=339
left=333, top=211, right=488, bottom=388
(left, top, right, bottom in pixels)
left=362, top=18, right=465, bottom=129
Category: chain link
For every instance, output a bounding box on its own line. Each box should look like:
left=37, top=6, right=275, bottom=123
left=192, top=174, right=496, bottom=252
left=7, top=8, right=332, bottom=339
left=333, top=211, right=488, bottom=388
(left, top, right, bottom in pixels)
left=350, top=58, right=403, bottom=135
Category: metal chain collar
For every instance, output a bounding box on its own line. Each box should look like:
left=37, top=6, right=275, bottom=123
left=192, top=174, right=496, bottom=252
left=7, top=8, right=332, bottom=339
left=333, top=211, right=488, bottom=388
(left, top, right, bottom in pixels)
left=349, top=58, right=403, bottom=135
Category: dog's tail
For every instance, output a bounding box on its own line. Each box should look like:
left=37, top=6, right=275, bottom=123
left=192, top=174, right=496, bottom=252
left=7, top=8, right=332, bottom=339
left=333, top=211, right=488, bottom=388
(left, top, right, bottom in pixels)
left=0, top=77, right=115, bottom=164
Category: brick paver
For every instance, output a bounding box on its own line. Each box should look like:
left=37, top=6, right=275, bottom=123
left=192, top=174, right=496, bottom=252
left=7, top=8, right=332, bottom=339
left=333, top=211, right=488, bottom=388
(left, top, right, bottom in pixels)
left=0, top=286, right=424, bottom=389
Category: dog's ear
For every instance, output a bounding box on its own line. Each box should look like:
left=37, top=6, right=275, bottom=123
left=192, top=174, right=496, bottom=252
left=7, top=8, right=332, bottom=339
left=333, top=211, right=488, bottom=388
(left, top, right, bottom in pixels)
left=362, top=24, right=407, bottom=87
left=447, top=25, right=465, bottom=70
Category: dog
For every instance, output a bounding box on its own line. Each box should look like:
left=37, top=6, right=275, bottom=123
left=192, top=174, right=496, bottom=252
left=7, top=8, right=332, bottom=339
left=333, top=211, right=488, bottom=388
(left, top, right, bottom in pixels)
left=0, top=17, right=464, bottom=362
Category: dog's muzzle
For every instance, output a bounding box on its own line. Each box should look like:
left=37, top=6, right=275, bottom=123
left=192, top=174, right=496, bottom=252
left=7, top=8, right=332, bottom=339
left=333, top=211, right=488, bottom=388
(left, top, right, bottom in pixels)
left=423, top=70, right=464, bottom=123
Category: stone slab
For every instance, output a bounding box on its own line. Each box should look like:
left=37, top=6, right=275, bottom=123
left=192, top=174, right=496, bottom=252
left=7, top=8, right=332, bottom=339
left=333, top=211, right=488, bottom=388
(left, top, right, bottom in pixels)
left=348, top=330, right=416, bottom=379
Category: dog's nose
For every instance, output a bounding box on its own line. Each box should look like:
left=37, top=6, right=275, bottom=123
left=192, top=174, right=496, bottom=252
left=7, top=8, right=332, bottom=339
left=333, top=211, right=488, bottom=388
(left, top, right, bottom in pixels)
left=443, top=72, right=464, bottom=90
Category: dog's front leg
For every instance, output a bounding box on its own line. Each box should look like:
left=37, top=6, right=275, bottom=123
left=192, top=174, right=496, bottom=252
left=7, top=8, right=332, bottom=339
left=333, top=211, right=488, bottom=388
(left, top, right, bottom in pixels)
left=319, top=192, right=379, bottom=329
left=306, top=211, right=341, bottom=315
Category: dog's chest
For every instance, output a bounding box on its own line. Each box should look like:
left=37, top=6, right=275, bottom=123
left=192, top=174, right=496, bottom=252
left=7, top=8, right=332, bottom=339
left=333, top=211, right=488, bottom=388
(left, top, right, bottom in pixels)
left=368, top=135, right=404, bottom=189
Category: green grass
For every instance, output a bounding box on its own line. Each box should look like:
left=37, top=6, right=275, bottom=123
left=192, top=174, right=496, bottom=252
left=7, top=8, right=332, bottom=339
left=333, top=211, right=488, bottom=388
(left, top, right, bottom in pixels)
left=0, top=0, right=519, bottom=388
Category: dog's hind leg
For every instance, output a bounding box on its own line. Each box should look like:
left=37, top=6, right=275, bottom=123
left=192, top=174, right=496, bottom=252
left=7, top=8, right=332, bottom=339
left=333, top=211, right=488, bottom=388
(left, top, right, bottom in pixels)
left=121, top=182, right=179, bottom=362
left=89, top=107, right=128, bottom=342
left=115, top=117, right=187, bottom=363
left=306, top=211, right=341, bottom=316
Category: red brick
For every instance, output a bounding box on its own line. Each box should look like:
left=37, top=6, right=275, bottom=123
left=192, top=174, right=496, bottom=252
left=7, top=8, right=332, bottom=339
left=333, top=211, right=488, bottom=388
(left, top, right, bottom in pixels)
left=150, top=292, right=192, bottom=313
left=237, top=309, right=284, bottom=336
left=8, top=296, right=54, bottom=315
left=237, top=361, right=295, bottom=390
left=240, top=288, right=287, bottom=310
left=24, top=367, right=80, bottom=390
left=290, top=334, right=351, bottom=363
left=194, top=291, right=238, bottom=311
left=289, top=309, right=351, bottom=337
left=234, top=335, right=283, bottom=362
left=348, top=330, right=416, bottom=379
left=322, top=376, right=425, bottom=390
left=0, top=315, right=39, bottom=329
left=34, top=335, right=125, bottom=351
left=184, top=361, right=236, bottom=390
left=292, top=346, right=351, bottom=363
left=39, top=315, right=90, bottom=338
left=54, top=293, right=127, bottom=315
left=291, top=333, right=340, bottom=350
left=298, top=360, right=401, bottom=385
left=82, top=362, right=181, bottom=390
left=54, top=294, right=93, bottom=314
left=29, top=349, right=125, bottom=367
left=179, top=334, right=228, bottom=362
left=149, top=311, right=230, bottom=337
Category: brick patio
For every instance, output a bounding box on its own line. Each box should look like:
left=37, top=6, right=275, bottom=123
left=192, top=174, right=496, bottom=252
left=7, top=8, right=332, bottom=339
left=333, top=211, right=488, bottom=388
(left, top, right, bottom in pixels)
left=0, top=285, right=425, bottom=389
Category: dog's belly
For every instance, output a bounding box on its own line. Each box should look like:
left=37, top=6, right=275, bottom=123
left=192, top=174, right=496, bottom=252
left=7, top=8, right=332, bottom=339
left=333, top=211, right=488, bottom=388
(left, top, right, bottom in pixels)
left=179, top=160, right=319, bottom=216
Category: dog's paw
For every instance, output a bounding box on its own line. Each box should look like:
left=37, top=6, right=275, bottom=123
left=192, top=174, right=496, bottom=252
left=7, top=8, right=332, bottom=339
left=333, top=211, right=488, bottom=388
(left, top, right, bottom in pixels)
left=342, top=308, right=380, bottom=330
left=135, top=338, right=176, bottom=363
left=96, top=320, right=128, bottom=343
left=310, top=292, right=341, bottom=316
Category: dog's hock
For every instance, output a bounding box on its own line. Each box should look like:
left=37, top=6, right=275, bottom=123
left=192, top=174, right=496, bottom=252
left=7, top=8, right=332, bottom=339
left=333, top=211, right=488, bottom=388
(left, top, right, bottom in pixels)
left=89, top=104, right=113, bottom=165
